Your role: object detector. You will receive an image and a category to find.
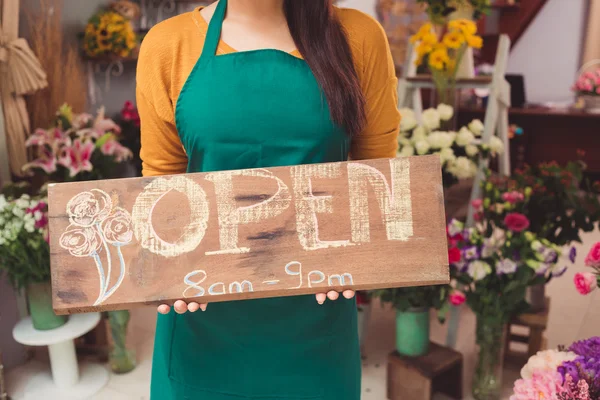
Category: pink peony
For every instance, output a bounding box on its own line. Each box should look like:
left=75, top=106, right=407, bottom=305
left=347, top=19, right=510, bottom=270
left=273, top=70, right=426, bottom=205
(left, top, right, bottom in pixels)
left=504, top=212, right=530, bottom=232
left=471, top=199, right=483, bottom=210
left=574, top=272, right=597, bottom=295
left=449, top=291, right=466, bottom=306
left=585, top=242, right=600, bottom=268
left=502, top=191, right=524, bottom=204
left=511, top=370, right=563, bottom=400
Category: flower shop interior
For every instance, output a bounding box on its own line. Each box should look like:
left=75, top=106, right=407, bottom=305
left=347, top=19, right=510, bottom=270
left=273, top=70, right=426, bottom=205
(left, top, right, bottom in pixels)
left=1, top=0, right=600, bottom=399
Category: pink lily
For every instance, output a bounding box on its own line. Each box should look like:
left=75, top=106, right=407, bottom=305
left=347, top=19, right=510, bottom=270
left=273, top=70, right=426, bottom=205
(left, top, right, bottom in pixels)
left=72, top=113, right=94, bottom=130
left=22, top=147, right=58, bottom=174
left=25, top=128, right=69, bottom=151
left=93, top=107, right=121, bottom=135
left=101, top=139, right=133, bottom=162
left=58, top=139, right=95, bottom=177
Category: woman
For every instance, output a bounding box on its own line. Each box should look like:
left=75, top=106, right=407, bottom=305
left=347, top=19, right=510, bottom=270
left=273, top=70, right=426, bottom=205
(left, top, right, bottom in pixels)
left=137, top=0, right=400, bottom=398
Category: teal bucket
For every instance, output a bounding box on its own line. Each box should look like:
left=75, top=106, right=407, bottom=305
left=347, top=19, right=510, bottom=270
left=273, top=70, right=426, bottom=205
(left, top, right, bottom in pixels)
left=396, top=308, right=430, bottom=357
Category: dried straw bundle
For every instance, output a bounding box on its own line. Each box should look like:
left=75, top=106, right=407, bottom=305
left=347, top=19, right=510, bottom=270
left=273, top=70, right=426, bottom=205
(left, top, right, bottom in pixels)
left=25, top=0, right=87, bottom=130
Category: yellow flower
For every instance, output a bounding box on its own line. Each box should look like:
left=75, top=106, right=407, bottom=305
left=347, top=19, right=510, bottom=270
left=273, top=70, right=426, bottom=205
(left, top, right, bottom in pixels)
left=466, top=35, right=483, bottom=49
left=421, top=32, right=438, bottom=46
left=449, top=19, right=477, bottom=37
left=443, top=31, right=465, bottom=49
left=410, top=22, right=433, bottom=43
left=429, top=48, right=450, bottom=70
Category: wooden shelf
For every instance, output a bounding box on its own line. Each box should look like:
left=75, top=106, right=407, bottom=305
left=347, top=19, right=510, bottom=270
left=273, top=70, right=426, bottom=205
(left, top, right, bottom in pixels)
left=406, top=75, right=492, bottom=84
left=81, top=54, right=138, bottom=64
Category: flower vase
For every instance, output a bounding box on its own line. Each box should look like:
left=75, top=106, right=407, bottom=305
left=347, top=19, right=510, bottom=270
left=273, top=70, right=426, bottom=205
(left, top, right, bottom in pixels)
left=26, top=282, right=67, bottom=331
left=448, top=2, right=476, bottom=80
left=395, top=307, right=430, bottom=357
left=108, top=310, right=136, bottom=374
left=472, top=317, right=506, bottom=400
left=583, top=95, right=600, bottom=113
left=525, top=284, right=546, bottom=312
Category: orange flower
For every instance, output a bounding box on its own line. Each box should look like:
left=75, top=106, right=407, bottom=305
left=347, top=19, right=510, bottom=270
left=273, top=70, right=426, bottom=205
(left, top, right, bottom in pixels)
left=443, top=31, right=465, bottom=49
left=466, top=35, right=483, bottom=49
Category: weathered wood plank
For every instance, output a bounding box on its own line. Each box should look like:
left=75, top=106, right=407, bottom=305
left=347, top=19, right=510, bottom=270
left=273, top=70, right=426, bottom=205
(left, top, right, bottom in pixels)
left=48, top=155, right=449, bottom=315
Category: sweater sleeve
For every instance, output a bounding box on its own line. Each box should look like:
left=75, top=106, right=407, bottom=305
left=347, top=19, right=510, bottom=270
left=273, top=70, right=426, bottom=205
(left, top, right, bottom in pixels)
left=342, top=10, right=400, bottom=160
left=137, top=23, right=188, bottom=177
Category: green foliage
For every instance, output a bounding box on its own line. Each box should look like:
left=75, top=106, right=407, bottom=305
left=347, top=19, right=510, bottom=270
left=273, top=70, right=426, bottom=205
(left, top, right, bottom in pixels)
left=416, top=0, right=491, bottom=24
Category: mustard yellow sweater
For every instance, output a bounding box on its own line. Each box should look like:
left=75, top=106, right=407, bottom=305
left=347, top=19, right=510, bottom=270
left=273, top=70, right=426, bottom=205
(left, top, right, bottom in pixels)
left=136, top=6, right=400, bottom=177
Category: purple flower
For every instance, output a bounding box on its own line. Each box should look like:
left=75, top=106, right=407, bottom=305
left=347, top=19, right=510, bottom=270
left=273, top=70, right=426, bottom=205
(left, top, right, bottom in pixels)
left=452, top=260, right=469, bottom=273
left=544, top=249, right=559, bottom=264
left=569, top=246, right=577, bottom=263
left=536, top=263, right=550, bottom=276
left=569, top=337, right=600, bottom=359
left=552, top=265, right=568, bottom=278
left=496, top=259, right=517, bottom=275
left=462, top=245, right=480, bottom=261
left=559, top=357, right=585, bottom=382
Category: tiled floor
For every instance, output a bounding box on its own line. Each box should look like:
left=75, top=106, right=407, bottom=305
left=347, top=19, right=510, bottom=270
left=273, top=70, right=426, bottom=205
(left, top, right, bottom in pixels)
left=7, top=230, right=600, bottom=399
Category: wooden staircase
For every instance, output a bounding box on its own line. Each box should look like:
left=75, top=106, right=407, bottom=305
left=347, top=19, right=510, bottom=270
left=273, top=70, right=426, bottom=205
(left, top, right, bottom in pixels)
left=477, top=0, right=549, bottom=64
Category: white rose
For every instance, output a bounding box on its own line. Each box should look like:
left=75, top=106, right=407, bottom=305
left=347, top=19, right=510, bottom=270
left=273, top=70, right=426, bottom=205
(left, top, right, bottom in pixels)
left=489, top=136, right=504, bottom=155
left=468, top=119, right=484, bottom=136
left=415, top=140, right=431, bottom=155
left=520, top=350, right=578, bottom=380
left=465, top=144, right=479, bottom=157
left=467, top=260, right=492, bottom=281
left=427, top=131, right=454, bottom=149
left=456, top=127, right=475, bottom=147
left=411, top=125, right=427, bottom=142
left=398, top=145, right=415, bottom=157
left=399, top=108, right=416, bottom=121
left=422, top=108, right=441, bottom=130
left=439, top=148, right=456, bottom=164
left=448, top=157, right=478, bottom=179
left=400, top=114, right=418, bottom=132
left=437, top=103, right=454, bottom=121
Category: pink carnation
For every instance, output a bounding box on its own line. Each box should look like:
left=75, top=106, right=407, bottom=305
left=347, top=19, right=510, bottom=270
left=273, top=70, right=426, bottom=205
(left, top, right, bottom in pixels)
left=449, top=291, right=466, bottom=306
left=510, top=370, right=563, bottom=400
left=586, top=242, right=600, bottom=268
left=574, top=272, right=597, bottom=295
left=502, top=191, right=524, bottom=204
left=504, top=212, right=530, bottom=232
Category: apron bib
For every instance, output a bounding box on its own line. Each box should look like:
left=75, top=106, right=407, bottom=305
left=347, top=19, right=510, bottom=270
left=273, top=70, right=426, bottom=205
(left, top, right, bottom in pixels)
left=151, top=1, right=360, bottom=398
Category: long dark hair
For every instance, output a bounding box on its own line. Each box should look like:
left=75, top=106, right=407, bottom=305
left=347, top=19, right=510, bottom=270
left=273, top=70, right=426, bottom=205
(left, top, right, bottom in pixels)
left=284, top=1, right=366, bottom=137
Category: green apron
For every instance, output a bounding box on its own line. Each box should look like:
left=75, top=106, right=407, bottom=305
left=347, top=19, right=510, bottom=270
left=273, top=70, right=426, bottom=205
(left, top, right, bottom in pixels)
left=151, top=1, right=360, bottom=398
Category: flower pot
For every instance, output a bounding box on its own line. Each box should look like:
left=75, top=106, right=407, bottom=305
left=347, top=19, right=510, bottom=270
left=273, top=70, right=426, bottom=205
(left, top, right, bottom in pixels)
left=395, top=307, right=430, bottom=357
left=525, top=284, right=546, bottom=312
left=26, top=282, right=67, bottom=331
left=357, top=302, right=372, bottom=346
left=583, top=95, right=600, bottom=113
left=472, top=317, right=506, bottom=400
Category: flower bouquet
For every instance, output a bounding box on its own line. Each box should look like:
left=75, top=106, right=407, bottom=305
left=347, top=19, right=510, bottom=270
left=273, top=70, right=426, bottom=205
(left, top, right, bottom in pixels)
left=23, top=104, right=132, bottom=182
left=511, top=337, right=600, bottom=400
left=83, top=4, right=139, bottom=59
left=410, top=19, right=483, bottom=104
left=574, top=242, right=600, bottom=295
left=0, top=185, right=66, bottom=330
left=398, top=105, right=504, bottom=187
left=573, top=66, right=600, bottom=113
left=447, top=215, right=571, bottom=399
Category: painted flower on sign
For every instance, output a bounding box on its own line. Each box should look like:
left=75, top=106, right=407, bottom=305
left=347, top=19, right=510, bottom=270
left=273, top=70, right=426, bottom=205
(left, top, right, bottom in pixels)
left=66, top=189, right=112, bottom=227
left=59, top=225, right=102, bottom=257
left=101, top=207, right=133, bottom=245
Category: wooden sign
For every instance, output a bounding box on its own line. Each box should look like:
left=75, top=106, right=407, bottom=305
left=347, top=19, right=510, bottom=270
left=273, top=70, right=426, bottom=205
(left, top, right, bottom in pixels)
left=48, top=155, right=449, bottom=315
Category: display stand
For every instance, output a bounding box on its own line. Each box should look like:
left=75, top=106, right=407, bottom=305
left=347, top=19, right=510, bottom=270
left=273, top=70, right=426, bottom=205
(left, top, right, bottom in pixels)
left=11, top=313, right=109, bottom=399
left=387, top=343, right=463, bottom=400
left=505, top=297, right=550, bottom=363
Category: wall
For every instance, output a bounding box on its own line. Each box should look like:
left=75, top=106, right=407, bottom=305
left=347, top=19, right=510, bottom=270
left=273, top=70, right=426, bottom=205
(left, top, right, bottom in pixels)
left=337, top=0, right=377, bottom=17
left=507, top=0, right=587, bottom=104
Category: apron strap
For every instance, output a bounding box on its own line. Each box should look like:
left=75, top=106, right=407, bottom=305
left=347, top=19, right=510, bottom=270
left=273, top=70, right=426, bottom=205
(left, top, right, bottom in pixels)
left=200, top=0, right=227, bottom=62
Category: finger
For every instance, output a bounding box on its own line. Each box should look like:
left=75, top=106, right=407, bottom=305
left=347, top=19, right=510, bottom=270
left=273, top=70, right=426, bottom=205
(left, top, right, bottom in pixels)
left=157, top=304, right=170, bottom=314
left=327, top=291, right=339, bottom=301
left=188, top=302, right=200, bottom=313
left=174, top=300, right=188, bottom=314
left=315, top=293, right=327, bottom=305
left=200, top=303, right=208, bottom=312
left=343, top=290, right=355, bottom=299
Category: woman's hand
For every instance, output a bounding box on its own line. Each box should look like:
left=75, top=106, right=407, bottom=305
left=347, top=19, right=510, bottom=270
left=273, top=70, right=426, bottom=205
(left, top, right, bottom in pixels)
left=157, top=301, right=208, bottom=314
left=315, top=290, right=355, bottom=304
left=158, top=290, right=355, bottom=314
